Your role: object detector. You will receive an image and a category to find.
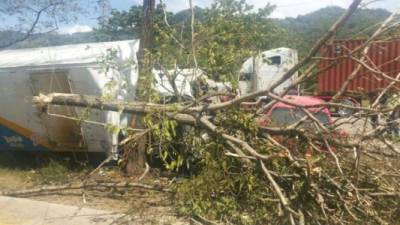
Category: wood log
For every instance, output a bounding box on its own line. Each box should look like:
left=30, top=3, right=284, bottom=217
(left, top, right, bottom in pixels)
left=32, top=93, right=197, bottom=125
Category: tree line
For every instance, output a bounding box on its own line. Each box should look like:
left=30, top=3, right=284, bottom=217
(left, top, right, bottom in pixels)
left=1, top=4, right=391, bottom=59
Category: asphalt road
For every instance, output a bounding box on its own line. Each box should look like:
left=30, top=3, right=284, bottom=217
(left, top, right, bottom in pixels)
left=0, top=196, right=127, bottom=225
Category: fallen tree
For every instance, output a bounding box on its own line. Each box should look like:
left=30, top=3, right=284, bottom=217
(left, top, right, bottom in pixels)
left=30, top=0, right=400, bottom=224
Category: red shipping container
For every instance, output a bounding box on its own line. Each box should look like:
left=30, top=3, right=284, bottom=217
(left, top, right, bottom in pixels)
left=318, top=38, right=400, bottom=95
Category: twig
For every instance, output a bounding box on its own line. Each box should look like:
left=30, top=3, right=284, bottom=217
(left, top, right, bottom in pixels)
left=0, top=181, right=170, bottom=197
left=137, top=162, right=150, bottom=181
left=87, top=155, right=113, bottom=177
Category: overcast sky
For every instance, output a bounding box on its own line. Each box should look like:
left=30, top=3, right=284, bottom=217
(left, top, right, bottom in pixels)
left=126, top=0, right=398, bottom=18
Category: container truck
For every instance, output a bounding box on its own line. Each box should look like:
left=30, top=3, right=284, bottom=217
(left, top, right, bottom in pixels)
left=316, top=38, right=400, bottom=112
left=238, top=39, right=400, bottom=115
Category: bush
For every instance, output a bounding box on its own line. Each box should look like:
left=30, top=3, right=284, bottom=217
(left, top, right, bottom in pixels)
left=170, top=109, right=400, bottom=225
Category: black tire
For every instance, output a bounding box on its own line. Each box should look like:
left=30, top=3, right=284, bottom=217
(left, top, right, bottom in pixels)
left=337, top=99, right=355, bottom=117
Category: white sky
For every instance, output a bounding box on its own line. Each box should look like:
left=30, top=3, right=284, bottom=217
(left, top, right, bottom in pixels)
left=156, top=0, right=398, bottom=18
left=58, top=25, right=93, bottom=35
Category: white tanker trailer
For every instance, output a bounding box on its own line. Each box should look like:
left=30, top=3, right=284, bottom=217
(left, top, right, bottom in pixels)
left=0, top=40, right=140, bottom=157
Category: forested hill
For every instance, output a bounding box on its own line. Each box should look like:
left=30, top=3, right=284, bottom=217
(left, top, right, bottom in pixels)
left=278, top=6, right=391, bottom=55
left=0, top=31, right=96, bottom=49
left=0, top=6, right=391, bottom=53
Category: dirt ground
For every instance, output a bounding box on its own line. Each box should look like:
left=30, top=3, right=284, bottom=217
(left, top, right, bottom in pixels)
left=0, top=152, right=187, bottom=225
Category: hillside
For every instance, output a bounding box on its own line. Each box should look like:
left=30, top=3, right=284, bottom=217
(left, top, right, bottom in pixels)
left=0, top=31, right=96, bottom=49
left=278, top=6, right=391, bottom=56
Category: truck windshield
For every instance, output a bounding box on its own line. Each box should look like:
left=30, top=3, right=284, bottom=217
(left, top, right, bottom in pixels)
left=267, top=56, right=281, bottom=66
left=270, top=108, right=330, bottom=127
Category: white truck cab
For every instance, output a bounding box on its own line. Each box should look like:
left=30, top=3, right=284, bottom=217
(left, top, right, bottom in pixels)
left=239, top=48, right=298, bottom=95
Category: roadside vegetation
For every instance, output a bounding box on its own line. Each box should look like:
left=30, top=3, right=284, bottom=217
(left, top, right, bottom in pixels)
left=0, top=152, right=91, bottom=187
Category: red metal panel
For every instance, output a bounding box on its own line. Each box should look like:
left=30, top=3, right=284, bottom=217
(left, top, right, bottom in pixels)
left=347, top=40, right=356, bottom=91
left=318, top=38, right=400, bottom=94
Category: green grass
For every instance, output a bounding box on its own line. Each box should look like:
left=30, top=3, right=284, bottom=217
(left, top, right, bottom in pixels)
left=0, top=152, right=93, bottom=185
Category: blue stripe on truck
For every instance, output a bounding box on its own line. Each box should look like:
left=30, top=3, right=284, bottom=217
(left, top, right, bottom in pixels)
left=0, top=124, right=49, bottom=151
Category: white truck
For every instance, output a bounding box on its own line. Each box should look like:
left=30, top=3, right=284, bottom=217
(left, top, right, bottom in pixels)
left=239, top=47, right=298, bottom=96
left=153, top=47, right=299, bottom=103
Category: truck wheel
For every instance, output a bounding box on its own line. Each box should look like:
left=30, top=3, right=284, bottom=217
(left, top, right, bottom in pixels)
left=337, top=99, right=355, bottom=117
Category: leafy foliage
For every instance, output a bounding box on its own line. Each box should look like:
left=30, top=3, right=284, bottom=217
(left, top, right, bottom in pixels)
left=174, top=108, right=400, bottom=224
left=194, top=0, right=285, bottom=82
left=175, top=109, right=275, bottom=224
left=94, top=6, right=144, bottom=41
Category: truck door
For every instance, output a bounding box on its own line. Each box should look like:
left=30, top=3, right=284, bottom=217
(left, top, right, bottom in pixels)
left=30, top=71, right=85, bottom=151
left=258, top=55, right=282, bottom=91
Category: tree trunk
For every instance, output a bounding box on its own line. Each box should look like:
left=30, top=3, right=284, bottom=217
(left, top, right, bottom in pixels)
left=138, top=0, right=156, bottom=70
left=126, top=0, right=156, bottom=175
